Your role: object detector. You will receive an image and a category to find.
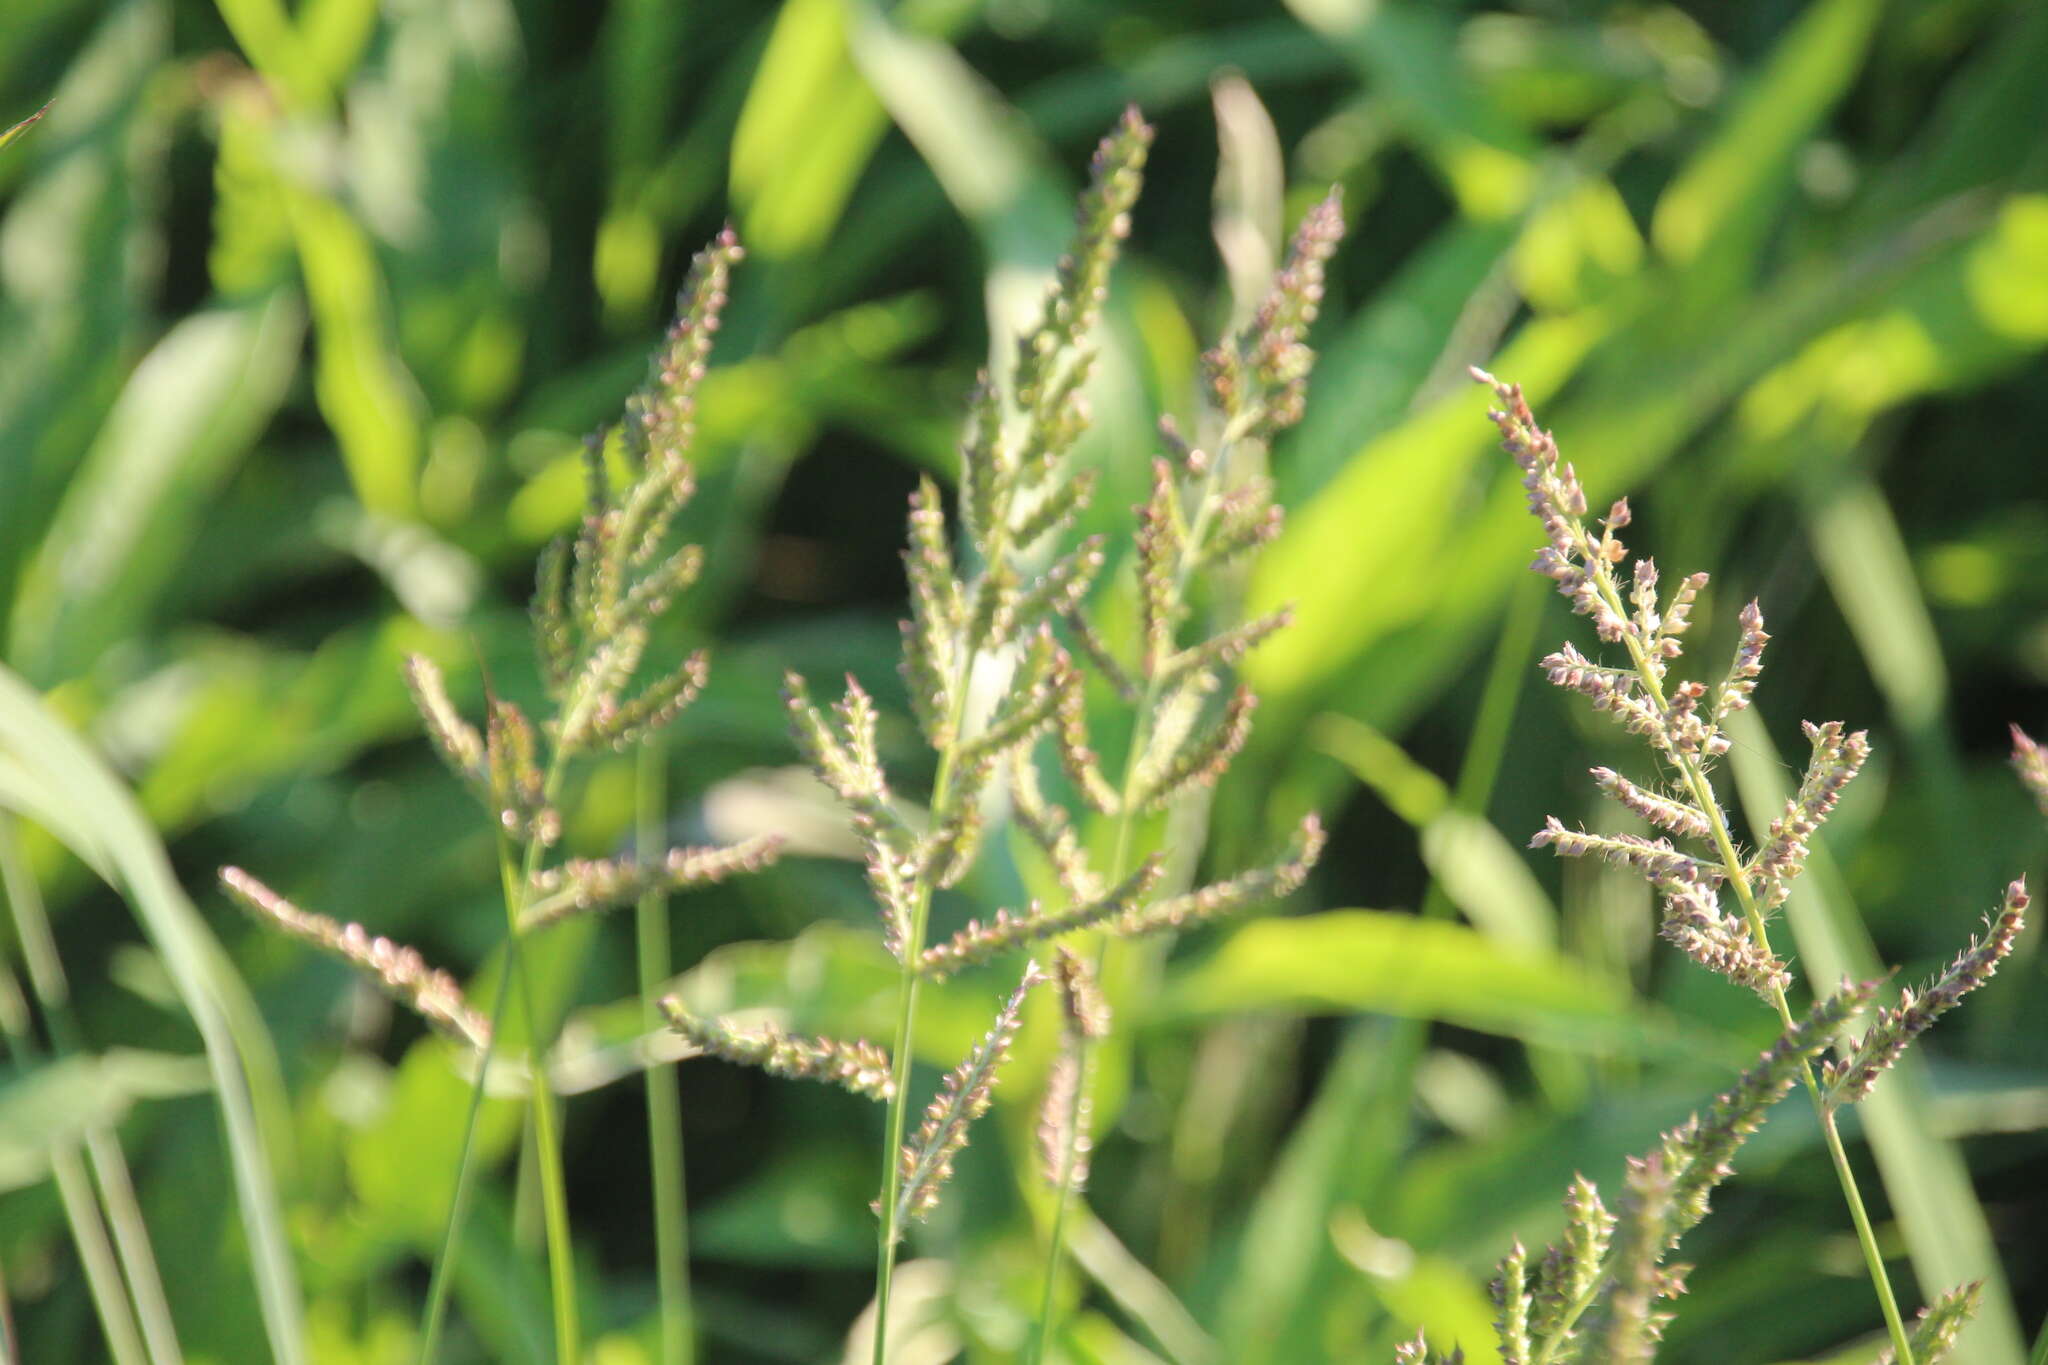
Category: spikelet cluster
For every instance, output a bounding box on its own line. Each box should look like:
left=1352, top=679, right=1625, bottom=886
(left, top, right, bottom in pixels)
left=660, top=999, right=894, bottom=1102
left=221, top=868, right=492, bottom=1050
left=1035, top=947, right=1110, bottom=1195
left=1822, top=881, right=2028, bottom=1109
left=2012, top=725, right=2048, bottom=816
left=1487, top=986, right=1871, bottom=1364
left=531, top=233, right=745, bottom=753
left=1879, top=1284, right=1984, bottom=1365
left=885, top=964, right=1043, bottom=1230
left=521, top=835, right=786, bottom=932
left=235, top=231, right=780, bottom=1053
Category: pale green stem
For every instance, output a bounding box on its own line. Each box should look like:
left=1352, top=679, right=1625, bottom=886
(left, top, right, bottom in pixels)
left=870, top=746, right=960, bottom=1365
left=415, top=964, right=516, bottom=1365
left=1029, top=422, right=1244, bottom=1365
left=1526, top=564, right=1916, bottom=1365
left=636, top=740, right=696, bottom=1365
left=497, top=837, right=580, bottom=1365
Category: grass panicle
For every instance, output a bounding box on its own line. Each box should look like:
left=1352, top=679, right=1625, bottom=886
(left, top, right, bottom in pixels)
left=1476, top=368, right=2031, bottom=1365
left=226, top=227, right=783, bottom=1365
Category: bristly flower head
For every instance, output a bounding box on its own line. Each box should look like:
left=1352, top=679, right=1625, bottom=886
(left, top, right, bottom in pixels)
left=1822, top=881, right=2027, bottom=1109
left=661, top=1000, right=894, bottom=1102
left=1206, top=187, right=1345, bottom=439
left=532, top=230, right=741, bottom=758
left=1495, top=985, right=1871, bottom=1362
left=221, top=869, right=492, bottom=1050
left=886, top=964, right=1044, bottom=1229
left=1879, top=1283, right=1983, bottom=1365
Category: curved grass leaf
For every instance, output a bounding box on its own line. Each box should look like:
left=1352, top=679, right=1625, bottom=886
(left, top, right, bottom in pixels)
left=0, top=666, right=306, bottom=1364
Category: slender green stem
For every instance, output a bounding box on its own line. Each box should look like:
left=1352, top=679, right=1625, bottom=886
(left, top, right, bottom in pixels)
left=497, top=838, right=580, bottom=1365
left=1584, top=569, right=1917, bottom=1365
left=636, top=741, right=695, bottom=1365
left=415, top=964, right=516, bottom=1365
left=869, top=747, right=958, bottom=1365
left=0, top=819, right=170, bottom=1365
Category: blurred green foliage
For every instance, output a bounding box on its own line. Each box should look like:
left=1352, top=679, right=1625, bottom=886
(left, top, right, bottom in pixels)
left=1, top=1, right=2044, bottom=1363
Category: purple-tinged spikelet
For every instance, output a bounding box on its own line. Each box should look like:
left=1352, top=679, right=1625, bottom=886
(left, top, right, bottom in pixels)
left=1656, top=872, right=1791, bottom=999
left=1531, top=1175, right=1613, bottom=1339
left=1053, top=659, right=1122, bottom=815
left=2012, top=725, right=2048, bottom=817
left=1014, top=107, right=1151, bottom=414
left=1012, top=536, right=1106, bottom=634
left=1120, top=815, right=1324, bottom=936
left=1392, top=1331, right=1464, bottom=1365
left=887, top=964, right=1044, bottom=1229
left=1823, top=882, right=2027, bottom=1109
left=1200, top=479, right=1285, bottom=570
left=1601, top=1153, right=1680, bottom=1364
left=662, top=999, right=893, bottom=1102
left=520, top=836, right=785, bottom=931
left=1667, top=982, right=1874, bottom=1232
left=1208, top=187, right=1346, bottom=438
left=1135, top=459, right=1186, bottom=677
left=405, top=655, right=485, bottom=786
left=221, top=868, right=492, bottom=1050
left=917, top=858, right=1164, bottom=981
left=1008, top=753, right=1104, bottom=903
left=1059, top=605, right=1138, bottom=703
left=486, top=697, right=559, bottom=845
left=1714, top=601, right=1769, bottom=721
left=1135, top=681, right=1258, bottom=811
left=1036, top=951, right=1109, bottom=1193
left=1590, top=768, right=1712, bottom=842
left=1751, top=721, right=1870, bottom=907
left=1529, top=819, right=1718, bottom=885
left=1162, top=607, right=1293, bottom=684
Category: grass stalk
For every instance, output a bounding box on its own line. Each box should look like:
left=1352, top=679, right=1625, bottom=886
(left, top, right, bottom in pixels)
left=636, top=739, right=696, bottom=1365
left=496, top=837, right=580, bottom=1365
left=414, top=964, right=516, bottom=1365
left=0, top=818, right=176, bottom=1365
left=870, top=673, right=976, bottom=1363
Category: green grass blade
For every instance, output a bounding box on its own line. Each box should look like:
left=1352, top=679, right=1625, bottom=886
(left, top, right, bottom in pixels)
left=638, top=740, right=696, bottom=1365
left=0, top=668, right=306, bottom=1364
left=1152, top=909, right=1683, bottom=1057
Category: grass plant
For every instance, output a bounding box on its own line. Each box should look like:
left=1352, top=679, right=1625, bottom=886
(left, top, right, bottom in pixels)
left=1383, top=372, right=2034, bottom=1364
left=4, top=7, right=2047, bottom=1360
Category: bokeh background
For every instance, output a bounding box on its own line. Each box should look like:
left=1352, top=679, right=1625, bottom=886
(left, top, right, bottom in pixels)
left=1, top=0, right=2045, bottom=1362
